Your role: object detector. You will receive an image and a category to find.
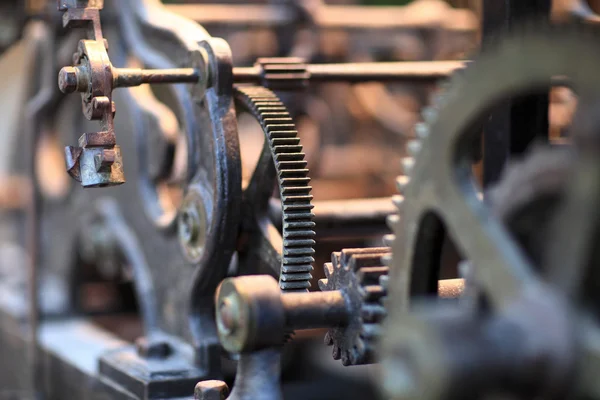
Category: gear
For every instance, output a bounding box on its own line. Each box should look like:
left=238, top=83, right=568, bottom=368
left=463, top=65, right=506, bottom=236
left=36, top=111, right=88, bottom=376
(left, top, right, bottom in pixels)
left=235, top=86, right=315, bottom=292
left=488, top=145, right=574, bottom=267
left=381, top=24, right=600, bottom=400
left=254, top=58, right=310, bottom=91
left=318, top=247, right=390, bottom=366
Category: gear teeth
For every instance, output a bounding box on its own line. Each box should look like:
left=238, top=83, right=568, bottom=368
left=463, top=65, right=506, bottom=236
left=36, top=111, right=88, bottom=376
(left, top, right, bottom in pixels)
left=387, top=214, right=400, bottom=231
left=318, top=279, right=328, bottom=291
left=361, top=324, right=382, bottom=339
left=407, top=140, right=422, bottom=157
left=383, top=234, right=395, bottom=247
left=414, top=122, right=429, bottom=139
left=323, top=262, right=335, bottom=279
left=422, top=106, right=436, bottom=123
left=392, top=195, right=404, bottom=210
left=235, top=86, right=314, bottom=293
left=319, top=248, right=390, bottom=366
left=361, top=304, right=387, bottom=322
left=396, top=175, right=410, bottom=193
left=381, top=253, right=392, bottom=268
left=379, top=275, right=389, bottom=291
left=401, top=157, right=415, bottom=175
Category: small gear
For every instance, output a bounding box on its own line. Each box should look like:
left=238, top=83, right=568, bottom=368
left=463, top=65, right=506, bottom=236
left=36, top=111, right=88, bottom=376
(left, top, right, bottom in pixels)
left=318, top=247, right=390, bottom=366
left=255, top=58, right=310, bottom=91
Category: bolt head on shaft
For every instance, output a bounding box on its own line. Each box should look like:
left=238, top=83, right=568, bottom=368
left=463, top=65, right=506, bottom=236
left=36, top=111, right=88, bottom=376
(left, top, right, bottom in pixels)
left=58, top=66, right=79, bottom=94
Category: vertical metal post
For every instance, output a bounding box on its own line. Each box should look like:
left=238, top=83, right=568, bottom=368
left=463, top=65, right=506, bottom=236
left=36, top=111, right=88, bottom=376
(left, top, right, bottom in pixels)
left=482, top=0, right=552, bottom=187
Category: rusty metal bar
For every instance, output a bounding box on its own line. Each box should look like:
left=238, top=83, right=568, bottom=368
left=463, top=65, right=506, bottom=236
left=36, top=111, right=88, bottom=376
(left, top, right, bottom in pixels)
left=114, top=68, right=200, bottom=88
left=234, top=61, right=466, bottom=85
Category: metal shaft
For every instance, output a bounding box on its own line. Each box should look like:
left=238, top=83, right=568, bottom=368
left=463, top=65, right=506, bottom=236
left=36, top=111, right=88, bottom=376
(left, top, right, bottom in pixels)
left=113, top=68, right=200, bottom=88
left=234, top=61, right=466, bottom=84
left=281, top=291, right=349, bottom=330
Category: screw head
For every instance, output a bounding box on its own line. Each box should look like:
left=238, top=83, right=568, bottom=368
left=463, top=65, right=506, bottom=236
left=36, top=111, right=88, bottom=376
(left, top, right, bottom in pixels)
left=178, top=188, right=208, bottom=263
left=58, top=67, right=78, bottom=94
left=180, top=207, right=200, bottom=244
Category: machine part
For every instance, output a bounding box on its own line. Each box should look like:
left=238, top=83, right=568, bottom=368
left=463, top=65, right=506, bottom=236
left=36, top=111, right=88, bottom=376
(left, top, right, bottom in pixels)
left=318, top=248, right=389, bottom=366
left=487, top=145, right=574, bottom=268
left=195, top=380, right=230, bottom=400
left=215, top=254, right=463, bottom=357
left=215, top=275, right=347, bottom=353
left=227, top=348, right=283, bottom=400
left=269, top=197, right=396, bottom=240
left=382, top=25, right=600, bottom=400
left=235, top=86, right=314, bottom=292
left=57, top=1, right=207, bottom=188
left=251, top=58, right=309, bottom=91
left=234, top=60, right=466, bottom=89
left=58, top=1, right=124, bottom=187
left=179, top=185, right=209, bottom=264
left=22, top=0, right=244, bottom=378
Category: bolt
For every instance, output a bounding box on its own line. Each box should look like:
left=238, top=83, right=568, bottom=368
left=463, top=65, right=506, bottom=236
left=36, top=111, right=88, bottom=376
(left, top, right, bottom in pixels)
left=180, top=208, right=200, bottom=244
left=178, top=189, right=208, bottom=263
left=58, top=66, right=79, bottom=94
left=194, top=380, right=229, bottom=400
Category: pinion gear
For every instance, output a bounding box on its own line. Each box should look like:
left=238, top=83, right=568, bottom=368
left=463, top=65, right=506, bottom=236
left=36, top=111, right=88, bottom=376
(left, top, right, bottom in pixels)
left=318, top=247, right=390, bottom=366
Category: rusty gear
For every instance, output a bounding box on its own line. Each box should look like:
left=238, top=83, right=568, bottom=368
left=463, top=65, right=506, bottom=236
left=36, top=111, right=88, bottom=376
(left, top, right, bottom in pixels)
left=318, top=247, right=390, bottom=366
left=235, top=86, right=315, bottom=292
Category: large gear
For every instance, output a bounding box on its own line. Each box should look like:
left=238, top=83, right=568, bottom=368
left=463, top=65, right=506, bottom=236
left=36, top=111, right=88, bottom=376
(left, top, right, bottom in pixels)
left=318, top=247, right=390, bottom=366
left=382, top=24, right=600, bottom=400
left=235, top=86, right=315, bottom=292
left=488, top=145, right=574, bottom=267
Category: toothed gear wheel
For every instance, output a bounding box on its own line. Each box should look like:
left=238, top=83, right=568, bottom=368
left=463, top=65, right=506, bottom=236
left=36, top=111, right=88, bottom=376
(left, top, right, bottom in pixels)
left=381, top=24, right=600, bottom=400
left=235, top=86, right=315, bottom=292
left=318, top=247, right=390, bottom=366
